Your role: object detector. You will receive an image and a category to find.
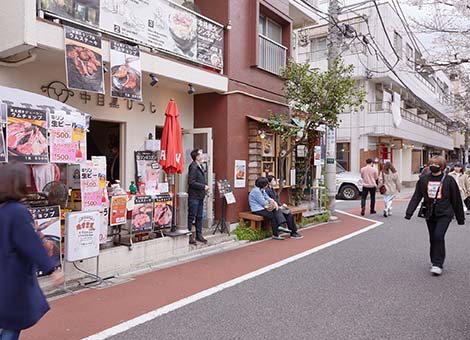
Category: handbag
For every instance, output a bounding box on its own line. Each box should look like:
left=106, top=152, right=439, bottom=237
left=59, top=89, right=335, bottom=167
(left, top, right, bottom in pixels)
left=379, top=172, right=387, bottom=195
left=417, top=174, right=446, bottom=219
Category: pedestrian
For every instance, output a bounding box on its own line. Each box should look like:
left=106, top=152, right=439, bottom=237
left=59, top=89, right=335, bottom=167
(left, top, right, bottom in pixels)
left=448, top=163, right=468, bottom=212
left=0, top=162, right=64, bottom=340
left=405, top=156, right=465, bottom=276
left=360, top=158, right=378, bottom=216
left=249, top=177, right=286, bottom=240
left=378, top=161, right=401, bottom=217
left=464, top=170, right=470, bottom=214
left=187, top=149, right=209, bottom=244
left=265, top=175, right=303, bottom=239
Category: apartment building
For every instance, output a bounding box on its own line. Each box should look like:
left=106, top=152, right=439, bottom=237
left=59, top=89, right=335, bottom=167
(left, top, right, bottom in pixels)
left=295, top=1, right=456, bottom=186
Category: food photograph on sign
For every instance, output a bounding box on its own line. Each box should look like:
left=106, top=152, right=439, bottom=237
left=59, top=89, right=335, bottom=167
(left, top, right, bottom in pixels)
left=40, top=0, right=100, bottom=27
left=7, top=107, right=49, bottom=164
left=64, top=26, right=104, bottom=93
left=30, top=206, right=61, bottom=276
left=168, top=5, right=197, bottom=58
left=154, top=195, right=172, bottom=229
left=131, top=196, right=153, bottom=233
left=110, top=41, right=142, bottom=101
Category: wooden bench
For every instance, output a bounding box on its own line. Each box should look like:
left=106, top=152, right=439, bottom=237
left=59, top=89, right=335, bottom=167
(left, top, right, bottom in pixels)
left=239, top=206, right=307, bottom=231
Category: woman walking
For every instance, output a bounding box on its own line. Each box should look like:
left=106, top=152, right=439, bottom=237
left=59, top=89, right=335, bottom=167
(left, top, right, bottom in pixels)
left=405, top=156, right=465, bottom=276
left=448, top=163, right=468, bottom=212
left=379, top=162, right=401, bottom=217
left=0, top=162, right=64, bottom=340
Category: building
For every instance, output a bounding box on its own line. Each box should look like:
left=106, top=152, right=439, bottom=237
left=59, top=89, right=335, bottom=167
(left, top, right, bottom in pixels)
left=295, top=1, right=457, bottom=186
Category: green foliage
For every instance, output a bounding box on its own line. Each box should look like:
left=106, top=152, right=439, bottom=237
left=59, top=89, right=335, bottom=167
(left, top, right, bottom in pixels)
left=232, top=221, right=270, bottom=241
left=300, top=212, right=330, bottom=227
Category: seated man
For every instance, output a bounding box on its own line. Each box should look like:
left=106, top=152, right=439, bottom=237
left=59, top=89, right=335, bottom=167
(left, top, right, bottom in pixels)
left=266, top=175, right=303, bottom=239
left=249, top=177, right=286, bottom=240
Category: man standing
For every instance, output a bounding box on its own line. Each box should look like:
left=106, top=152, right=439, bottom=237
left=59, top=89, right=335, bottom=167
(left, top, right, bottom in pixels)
left=187, top=149, right=209, bottom=244
left=360, top=158, right=378, bottom=216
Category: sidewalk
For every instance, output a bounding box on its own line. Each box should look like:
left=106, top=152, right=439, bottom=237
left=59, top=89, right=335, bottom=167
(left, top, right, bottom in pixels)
left=23, top=211, right=379, bottom=340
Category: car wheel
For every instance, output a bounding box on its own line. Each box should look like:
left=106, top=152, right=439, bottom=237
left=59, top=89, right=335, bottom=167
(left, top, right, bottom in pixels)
left=339, top=184, right=359, bottom=200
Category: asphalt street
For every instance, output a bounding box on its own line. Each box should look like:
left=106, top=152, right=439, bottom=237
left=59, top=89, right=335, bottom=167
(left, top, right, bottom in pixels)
left=109, top=199, right=470, bottom=340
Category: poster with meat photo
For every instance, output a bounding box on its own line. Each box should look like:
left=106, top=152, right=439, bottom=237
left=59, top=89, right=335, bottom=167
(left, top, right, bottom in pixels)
left=29, top=206, right=61, bottom=276
left=7, top=106, right=49, bottom=164
left=0, top=129, right=6, bottom=163
left=135, top=151, right=160, bottom=195
left=131, top=195, right=154, bottom=233
left=49, top=111, right=87, bottom=163
left=64, top=26, right=104, bottom=93
left=154, top=194, right=172, bottom=230
left=110, top=41, right=142, bottom=101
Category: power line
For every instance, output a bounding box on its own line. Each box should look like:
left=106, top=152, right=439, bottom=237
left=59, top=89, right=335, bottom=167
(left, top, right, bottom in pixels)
left=372, top=0, right=401, bottom=62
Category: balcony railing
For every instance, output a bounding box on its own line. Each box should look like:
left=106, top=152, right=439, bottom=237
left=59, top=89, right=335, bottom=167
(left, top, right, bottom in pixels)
left=258, top=34, right=287, bottom=75
left=400, top=108, right=448, bottom=135
left=368, top=101, right=391, bottom=112
left=415, top=73, right=436, bottom=93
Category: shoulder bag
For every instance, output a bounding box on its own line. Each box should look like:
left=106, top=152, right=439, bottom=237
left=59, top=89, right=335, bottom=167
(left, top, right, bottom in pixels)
left=417, top=174, right=446, bottom=219
left=379, top=172, right=387, bottom=195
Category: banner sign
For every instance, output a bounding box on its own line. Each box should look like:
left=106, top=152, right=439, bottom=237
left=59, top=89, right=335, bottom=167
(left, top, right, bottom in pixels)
left=154, top=194, right=172, bottom=229
left=30, top=206, right=61, bottom=276
left=80, top=161, right=102, bottom=211
left=64, top=26, right=104, bottom=93
left=7, top=106, right=49, bottom=164
left=135, top=151, right=160, bottom=195
left=110, top=195, right=127, bottom=226
left=234, top=160, right=246, bottom=188
left=0, top=129, right=6, bottom=162
left=131, top=195, right=154, bottom=233
left=50, top=111, right=87, bottom=163
left=65, top=211, right=101, bottom=262
left=42, top=1, right=224, bottom=70
left=110, top=41, right=142, bottom=101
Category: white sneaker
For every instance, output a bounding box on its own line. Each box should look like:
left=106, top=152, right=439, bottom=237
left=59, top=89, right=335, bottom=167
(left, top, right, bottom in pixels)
left=430, top=266, right=442, bottom=275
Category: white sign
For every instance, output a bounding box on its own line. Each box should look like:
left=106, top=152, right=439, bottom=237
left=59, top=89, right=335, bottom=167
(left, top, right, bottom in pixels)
left=224, top=192, right=236, bottom=205
left=234, top=160, right=246, bottom=188
left=65, top=211, right=101, bottom=262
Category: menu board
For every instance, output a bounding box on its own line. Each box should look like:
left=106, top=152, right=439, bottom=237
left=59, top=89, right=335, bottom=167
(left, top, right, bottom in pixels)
left=110, top=195, right=127, bottom=226
left=131, top=195, right=154, bottom=233
left=6, top=106, right=49, bottom=164
left=110, top=41, right=142, bottom=101
left=80, top=161, right=102, bottom=211
left=135, top=151, right=160, bottom=195
left=30, top=206, right=61, bottom=276
left=64, top=26, right=104, bottom=93
left=197, top=18, right=223, bottom=69
left=154, top=194, right=172, bottom=229
left=50, top=110, right=87, bottom=163
left=65, top=211, right=101, bottom=262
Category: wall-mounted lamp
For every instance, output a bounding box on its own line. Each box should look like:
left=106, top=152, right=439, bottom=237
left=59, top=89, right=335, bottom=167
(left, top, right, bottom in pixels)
left=225, top=20, right=232, bottom=31
left=149, top=73, right=159, bottom=87
left=258, top=130, right=266, bottom=139
left=103, top=63, right=109, bottom=73
left=187, top=83, right=196, bottom=95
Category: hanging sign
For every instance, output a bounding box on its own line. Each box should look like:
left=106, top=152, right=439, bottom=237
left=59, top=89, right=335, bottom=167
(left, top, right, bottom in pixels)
left=110, top=195, right=128, bottom=226
left=110, top=41, right=142, bottom=101
left=64, top=26, right=104, bottom=94
left=197, top=18, right=224, bottom=68
left=65, top=211, right=101, bottom=262
left=131, top=195, right=154, bottom=233
left=30, top=206, right=61, bottom=276
left=6, top=106, right=48, bottom=164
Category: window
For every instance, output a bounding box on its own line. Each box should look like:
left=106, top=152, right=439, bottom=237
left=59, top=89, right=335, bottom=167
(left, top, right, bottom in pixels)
left=405, top=43, right=413, bottom=67
left=258, top=14, right=286, bottom=75
left=336, top=143, right=350, bottom=171
left=393, top=31, right=402, bottom=59
left=259, top=15, right=282, bottom=43
left=310, top=37, right=327, bottom=60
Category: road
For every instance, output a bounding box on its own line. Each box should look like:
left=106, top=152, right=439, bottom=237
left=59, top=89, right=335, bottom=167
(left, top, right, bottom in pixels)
left=107, top=199, right=470, bottom=340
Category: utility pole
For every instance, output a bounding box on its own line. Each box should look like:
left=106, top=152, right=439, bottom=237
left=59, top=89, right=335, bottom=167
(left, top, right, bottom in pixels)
left=325, top=0, right=341, bottom=217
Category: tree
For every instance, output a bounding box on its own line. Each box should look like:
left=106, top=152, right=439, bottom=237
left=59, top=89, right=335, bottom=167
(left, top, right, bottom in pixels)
left=267, top=58, right=365, bottom=204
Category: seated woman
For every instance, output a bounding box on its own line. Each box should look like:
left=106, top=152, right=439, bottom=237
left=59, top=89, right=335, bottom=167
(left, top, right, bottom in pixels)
left=266, top=175, right=303, bottom=239
left=249, top=177, right=286, bottom=240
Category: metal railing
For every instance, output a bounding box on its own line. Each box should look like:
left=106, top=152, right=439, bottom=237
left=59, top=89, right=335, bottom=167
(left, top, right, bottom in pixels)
left=400, top=108, right=448, bottom=135
left=368, top=101, right=391, bottom=112
left=308, top=186, right=327, bottom=213
left=258, top=34, right=287, bottom=75
left=415, top=73, right=436, bottom=93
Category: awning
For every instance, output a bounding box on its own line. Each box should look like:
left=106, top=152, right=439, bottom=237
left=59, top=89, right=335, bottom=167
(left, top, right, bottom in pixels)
left=246, top=115, right=297, bottom=128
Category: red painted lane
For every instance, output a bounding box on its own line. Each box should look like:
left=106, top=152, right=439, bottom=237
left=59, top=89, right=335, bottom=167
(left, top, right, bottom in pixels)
left=23, top=212, right=377, bottom=340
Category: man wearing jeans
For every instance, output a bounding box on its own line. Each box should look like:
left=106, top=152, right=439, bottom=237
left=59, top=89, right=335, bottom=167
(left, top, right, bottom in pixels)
left=187, top=149, right=209, bottom=244
left=360, top=158, right=378, bottom=216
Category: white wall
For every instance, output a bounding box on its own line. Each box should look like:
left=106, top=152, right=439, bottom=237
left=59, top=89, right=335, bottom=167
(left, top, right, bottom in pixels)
left=0, top=56, right=194, bottom=187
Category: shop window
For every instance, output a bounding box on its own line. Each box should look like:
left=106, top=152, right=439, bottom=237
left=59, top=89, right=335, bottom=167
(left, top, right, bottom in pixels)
left=336, top=143, right=350, bottom=171
left=260, top=133, right=293, bottom=186
left=87, top=120, right=121, bottom=182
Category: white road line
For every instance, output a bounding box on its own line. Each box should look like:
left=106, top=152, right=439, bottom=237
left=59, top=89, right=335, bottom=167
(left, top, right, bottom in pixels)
left=83, top=213, right=383, bottom=340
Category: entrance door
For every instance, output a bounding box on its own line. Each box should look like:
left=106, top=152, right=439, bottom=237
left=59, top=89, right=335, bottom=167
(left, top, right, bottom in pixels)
left=180, top=128, right=214, bottom=228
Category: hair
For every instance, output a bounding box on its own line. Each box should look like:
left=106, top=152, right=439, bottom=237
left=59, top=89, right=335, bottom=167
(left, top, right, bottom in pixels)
left=0, top=162, right=29, bottom=203
left=190, top=149, right=202, bottom=161
left=266, top=175, right=275, bottom=183
left=429, top=155, right=447, bottom=170
left=453, top=163, right=464, bottom=173
left=255, top=177, right=269, bottom=189
left=383, top=162, right=396, bottom=174
left=366, top=158, right=373, bottom=164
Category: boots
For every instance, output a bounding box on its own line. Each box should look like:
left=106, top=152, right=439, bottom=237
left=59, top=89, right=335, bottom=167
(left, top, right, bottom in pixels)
left=189, top=235, right=196, bottom=245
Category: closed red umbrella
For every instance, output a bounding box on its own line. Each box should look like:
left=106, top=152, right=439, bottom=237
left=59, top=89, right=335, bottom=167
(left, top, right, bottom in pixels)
left=159, top=99, right=186, bottom=235
left=159, top=99, right=184, bottom=174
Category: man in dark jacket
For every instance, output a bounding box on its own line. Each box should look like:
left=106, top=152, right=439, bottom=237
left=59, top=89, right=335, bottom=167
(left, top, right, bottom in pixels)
left=187, top=149, right=209, bottom=244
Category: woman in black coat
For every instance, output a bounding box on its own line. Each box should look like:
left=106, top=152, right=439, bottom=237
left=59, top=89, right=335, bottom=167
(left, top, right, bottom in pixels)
left=0, top=162, right=64, bottom=340
left=405, top=156, right=465, bottom=276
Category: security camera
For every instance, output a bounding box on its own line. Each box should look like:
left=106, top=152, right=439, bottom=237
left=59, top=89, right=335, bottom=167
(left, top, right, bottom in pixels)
left=187, top=83, right=196, bottom=95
